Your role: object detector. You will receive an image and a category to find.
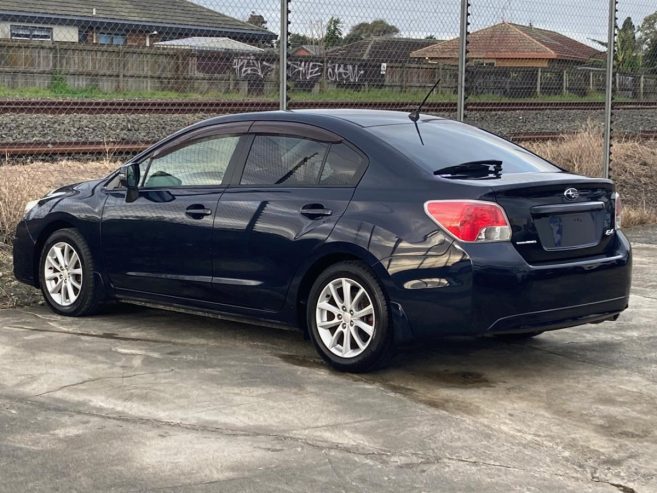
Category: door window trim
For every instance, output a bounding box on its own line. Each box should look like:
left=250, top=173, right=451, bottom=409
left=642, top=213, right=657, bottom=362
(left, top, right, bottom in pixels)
left=105, top=121, right=253, bottom=192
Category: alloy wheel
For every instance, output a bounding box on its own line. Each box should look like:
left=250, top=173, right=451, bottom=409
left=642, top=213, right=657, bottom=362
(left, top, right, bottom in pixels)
left=315, top=277, right=376, bottom=358
left=44, top=241, right=83, bottom=307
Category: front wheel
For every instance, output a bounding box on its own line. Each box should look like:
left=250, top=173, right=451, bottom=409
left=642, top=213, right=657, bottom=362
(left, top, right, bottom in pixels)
left=307, top=261, right=393, bottom=372
left=39, top=228, right=103, bottom=316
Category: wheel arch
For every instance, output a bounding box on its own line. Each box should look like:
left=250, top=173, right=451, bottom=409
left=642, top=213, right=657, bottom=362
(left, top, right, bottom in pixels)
left=290, top=242, right=393, bottom=335
left=32, top=217, right=79, bottom=288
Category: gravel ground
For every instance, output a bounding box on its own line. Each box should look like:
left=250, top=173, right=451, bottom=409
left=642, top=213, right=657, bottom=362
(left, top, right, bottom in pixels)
left=0, top=109, right=656, bottom=146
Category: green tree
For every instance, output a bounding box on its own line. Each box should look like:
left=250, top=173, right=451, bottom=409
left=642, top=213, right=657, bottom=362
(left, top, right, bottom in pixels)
left=343, top=19, right=400, bottom=44
left=616, top=17, right=640, bottom=72
left=639, top=11, right=657, bottom=72
left=324, top=17, right=343, bottom=47
left=289, top=33, right=315, bottom=49
left=246, top=11, right=267, bottom=28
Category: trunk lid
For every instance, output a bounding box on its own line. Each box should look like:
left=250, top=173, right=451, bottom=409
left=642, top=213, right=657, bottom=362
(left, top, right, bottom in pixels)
left=453, top=172, right=616, bottom=263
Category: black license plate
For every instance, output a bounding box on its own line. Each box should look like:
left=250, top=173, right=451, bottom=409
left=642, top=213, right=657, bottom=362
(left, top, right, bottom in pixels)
left=535, top=212, right=600, bottom=250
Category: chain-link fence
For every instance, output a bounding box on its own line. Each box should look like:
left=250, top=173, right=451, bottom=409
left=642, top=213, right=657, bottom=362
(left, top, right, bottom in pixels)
left=0, top=0, right=282, bottom=160
left=0, top=0, right=655, bottom=181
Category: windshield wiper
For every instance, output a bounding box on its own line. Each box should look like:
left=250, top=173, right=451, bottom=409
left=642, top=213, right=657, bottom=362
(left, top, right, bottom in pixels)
left=434, top=160, right=503, bottom=179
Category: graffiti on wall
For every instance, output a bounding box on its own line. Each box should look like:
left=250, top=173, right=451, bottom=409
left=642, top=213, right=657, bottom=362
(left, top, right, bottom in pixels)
left=233, top=56, right=275, bottom=79
left=232, top=56, right=365, bottom=84
left=286, top=60, right=365, bottom=83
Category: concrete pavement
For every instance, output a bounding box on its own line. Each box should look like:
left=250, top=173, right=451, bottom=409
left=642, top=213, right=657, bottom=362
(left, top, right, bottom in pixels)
left=0, top=241, right=655, bottom=492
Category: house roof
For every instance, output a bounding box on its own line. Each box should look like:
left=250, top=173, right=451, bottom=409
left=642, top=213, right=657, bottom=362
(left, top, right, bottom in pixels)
left=0, top=0, right=274, bottom=39
left=328, top=37, right=439, bottom=62
left=291, top=45, right=325, bottom=56
left=155, top=37, right=263, bottom=52
left=411, top=23, right=601, bottom=62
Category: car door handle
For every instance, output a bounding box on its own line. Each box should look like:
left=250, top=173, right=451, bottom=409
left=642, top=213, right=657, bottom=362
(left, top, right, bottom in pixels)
left=185, top=205, right=213, bottom=219
left=300, top=204, right=333, bottom=218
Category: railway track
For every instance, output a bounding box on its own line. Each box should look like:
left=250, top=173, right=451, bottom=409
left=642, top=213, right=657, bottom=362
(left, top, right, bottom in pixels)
left=1, top=100, right=656, bottom=114
left=3, top=131, right=657, bottom=157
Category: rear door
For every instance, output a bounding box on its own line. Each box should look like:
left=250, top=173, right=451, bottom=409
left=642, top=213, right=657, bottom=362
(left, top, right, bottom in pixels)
left=212, top=122, right=367, bottom=312
left=102, top=122, right=251, bottom=301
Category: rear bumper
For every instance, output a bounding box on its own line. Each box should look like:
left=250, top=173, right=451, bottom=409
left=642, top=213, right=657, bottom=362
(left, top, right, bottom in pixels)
left=486, top=296, right=626, bottom=335
left=383, top=231, right=631, bottom=339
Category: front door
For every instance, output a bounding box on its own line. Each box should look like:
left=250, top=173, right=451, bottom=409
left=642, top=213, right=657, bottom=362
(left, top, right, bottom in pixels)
left=102, top=123, right=249, bottom=302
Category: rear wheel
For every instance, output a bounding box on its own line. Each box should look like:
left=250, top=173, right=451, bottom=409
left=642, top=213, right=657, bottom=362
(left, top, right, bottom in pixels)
left=39, top=228, right=103, bottom=316
left=307, top=261, right=393, bottom=372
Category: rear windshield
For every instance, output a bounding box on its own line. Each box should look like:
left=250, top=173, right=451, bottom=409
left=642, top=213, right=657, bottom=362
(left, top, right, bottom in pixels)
left=369, top=120, right=561, bottom=174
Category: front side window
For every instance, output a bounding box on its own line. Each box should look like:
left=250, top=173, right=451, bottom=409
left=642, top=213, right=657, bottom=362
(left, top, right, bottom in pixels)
left=240, top=135, right=329, bottom=186
left=11, top=25, right=53, bottom=41
left=143, top=135, right=241, bottom=188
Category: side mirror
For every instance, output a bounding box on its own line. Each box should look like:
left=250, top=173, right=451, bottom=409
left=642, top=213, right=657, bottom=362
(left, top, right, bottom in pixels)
left=119, top=163, right=140, bottom=203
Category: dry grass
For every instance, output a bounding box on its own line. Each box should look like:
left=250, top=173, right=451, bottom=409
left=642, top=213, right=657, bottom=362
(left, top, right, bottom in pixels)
left=0, top=159, right=119, bottom=242
left=527, top=122, right=657, bottom=228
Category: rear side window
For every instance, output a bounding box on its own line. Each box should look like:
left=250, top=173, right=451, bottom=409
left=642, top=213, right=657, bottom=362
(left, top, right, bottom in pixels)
left=320, top=143, right=365, bottom=186
left=241, top=135, right=329, bottom=186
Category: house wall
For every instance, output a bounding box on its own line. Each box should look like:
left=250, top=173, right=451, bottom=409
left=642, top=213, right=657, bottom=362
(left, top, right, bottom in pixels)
left=0, top=22, right=78, bottom=42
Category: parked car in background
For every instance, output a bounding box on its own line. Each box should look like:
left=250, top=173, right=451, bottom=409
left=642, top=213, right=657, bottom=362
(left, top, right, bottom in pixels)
left=13, top=110, right=631, bottom=372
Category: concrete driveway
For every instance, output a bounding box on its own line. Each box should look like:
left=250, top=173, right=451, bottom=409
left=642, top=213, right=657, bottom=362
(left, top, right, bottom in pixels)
left=0, top=239, right=655, bottom=492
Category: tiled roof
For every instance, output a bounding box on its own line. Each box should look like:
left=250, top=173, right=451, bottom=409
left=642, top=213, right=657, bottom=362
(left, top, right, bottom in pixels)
left=328, top=37, right=439, bottom=62
left=292, top=45, right=325, bottom=56
left=0, top=0, right=272, bottom=36
left=411, top=23, right=600, bottom=62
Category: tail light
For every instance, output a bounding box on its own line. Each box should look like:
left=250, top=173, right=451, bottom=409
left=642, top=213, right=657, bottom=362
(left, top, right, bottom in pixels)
left=424, top=200, right=512, bottom=242
left=613, top=192, right=622, bottom=229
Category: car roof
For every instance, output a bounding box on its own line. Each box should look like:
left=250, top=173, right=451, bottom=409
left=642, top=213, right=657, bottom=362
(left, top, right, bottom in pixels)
left=289, top=109, right=446, bottom=127
left=198, top=109, right=446, bottom=129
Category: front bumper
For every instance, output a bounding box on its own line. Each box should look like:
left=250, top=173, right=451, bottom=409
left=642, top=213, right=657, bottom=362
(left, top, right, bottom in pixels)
left=382, top=232, right=632, bottom=339
left=13, top=219, right=38, bottom=287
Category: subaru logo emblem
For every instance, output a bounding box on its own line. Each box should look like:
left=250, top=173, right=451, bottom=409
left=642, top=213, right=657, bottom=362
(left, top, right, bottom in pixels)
left=564, top=188, right=579, bottom=201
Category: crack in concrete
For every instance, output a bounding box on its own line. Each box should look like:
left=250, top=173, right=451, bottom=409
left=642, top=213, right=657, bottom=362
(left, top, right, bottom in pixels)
left=5, top=322, right=179, bottom=345
left=591, top=473, right=637, bottom=493
left=32, top=369, right=175, bottom=397
left=0, top=392, right=631, bottom=490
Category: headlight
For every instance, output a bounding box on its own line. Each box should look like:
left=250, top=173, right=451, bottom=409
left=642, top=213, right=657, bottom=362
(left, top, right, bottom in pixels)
left=24, top=200, right=40, bottom=214
left=24, top=190, right=68, bottom=216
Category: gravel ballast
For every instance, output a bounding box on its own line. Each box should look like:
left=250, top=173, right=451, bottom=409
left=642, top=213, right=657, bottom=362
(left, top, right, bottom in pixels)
left=0, top=109, right=656, bottom=147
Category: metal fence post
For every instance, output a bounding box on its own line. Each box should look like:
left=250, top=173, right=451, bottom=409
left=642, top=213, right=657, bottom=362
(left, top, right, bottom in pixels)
left=456, top=0, right=470, bottom=122
left=603, top=0, right=617, bottom=179
left=279, top=0, right=289, bottom=111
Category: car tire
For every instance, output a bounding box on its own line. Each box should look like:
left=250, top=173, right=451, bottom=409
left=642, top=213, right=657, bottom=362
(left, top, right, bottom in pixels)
left=307, top=261, right=393, bottom=372
left=494, top=331, right=543, bottom=341
left=39, top=228, right=103, bottom=317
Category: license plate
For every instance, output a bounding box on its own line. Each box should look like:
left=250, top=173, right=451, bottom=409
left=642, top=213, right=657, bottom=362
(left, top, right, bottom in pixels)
left=535, top=212, right=599, bottom=250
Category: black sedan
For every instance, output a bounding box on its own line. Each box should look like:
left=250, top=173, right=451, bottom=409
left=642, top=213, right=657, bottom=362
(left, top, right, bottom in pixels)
left=13, top=110, right=632, bottom=372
